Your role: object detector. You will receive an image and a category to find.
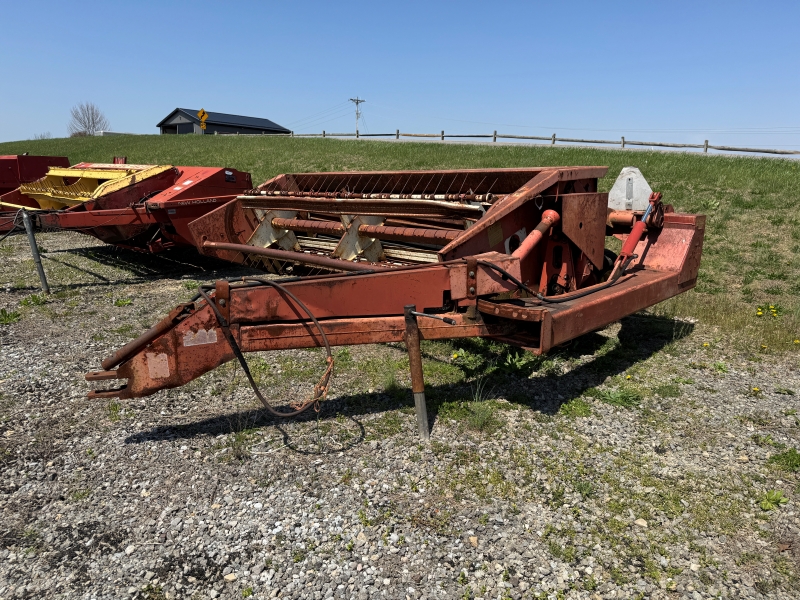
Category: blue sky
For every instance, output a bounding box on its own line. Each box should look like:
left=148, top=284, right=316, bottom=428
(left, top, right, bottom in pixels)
left=1, top=1, right=799, bottom=148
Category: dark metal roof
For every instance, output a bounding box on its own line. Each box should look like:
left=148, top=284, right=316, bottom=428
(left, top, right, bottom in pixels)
left=157, top=108, right=290, bottom=133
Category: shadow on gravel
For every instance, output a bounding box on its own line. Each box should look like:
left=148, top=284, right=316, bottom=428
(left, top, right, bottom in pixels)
left=124, top=312, right=693, bottom=451
left=38, top=245, right=260, bottom=289
left=124, top=406, right=366, bottom=455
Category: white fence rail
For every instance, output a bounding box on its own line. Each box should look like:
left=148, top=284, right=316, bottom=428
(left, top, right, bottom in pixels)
left=213, top=129, right=800, bottom=156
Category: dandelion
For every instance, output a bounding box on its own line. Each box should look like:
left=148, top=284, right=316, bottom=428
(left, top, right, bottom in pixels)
left=761, top=344, right=768, bottom=349
left=703, top=342, right=710, bottom=347
left=770, top=305, right=775, bottom=309
left=794, top=339, right=800, bottom=345
left=626, top=375, right=632, bottom=380
left=753, top=387, right=760, bottom=392
left=452, top=353, right=459, bottom=359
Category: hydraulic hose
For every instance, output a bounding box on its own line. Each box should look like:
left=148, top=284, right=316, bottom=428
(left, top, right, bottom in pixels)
left=199, top=278, right=334, bottom=417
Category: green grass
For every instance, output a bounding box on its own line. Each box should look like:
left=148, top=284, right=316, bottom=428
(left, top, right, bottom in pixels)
left=0, top=308, right=21, bottom=325
left=586, top=385, right=642, bottom=408
left=768, top=449, right=800, bottom=473
left=2, top=135, right=800, bottom=351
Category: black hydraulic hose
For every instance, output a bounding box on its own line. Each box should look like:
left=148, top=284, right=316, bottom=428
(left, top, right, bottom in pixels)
left=475, top=260, right=537, bottom=296
left=0, top=210, right=24, bottom=244
left=475, top=257, right=635, bottom=304
left=198, top=278, right=334, bottom=417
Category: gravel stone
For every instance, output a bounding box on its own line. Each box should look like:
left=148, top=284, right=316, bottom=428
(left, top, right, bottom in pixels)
left=1, top=233, right=799, bottom=598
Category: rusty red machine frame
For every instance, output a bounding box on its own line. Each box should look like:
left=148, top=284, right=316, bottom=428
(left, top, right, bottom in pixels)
left=0, top=162, right=252, bottom=252
left=0, top=155, right=71, bottom=233
left=87, top=166, right=704, bottom=439
left=0, top=155, right=71, bottom=195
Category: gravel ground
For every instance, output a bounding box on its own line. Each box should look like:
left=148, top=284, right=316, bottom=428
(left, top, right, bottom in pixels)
left=1, top=232, right=800, bottom=600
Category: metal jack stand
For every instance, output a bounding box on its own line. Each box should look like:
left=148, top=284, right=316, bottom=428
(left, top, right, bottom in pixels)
left=404, top=305, right=429, bottom=441
left=21, top=210, right=49, bottom=293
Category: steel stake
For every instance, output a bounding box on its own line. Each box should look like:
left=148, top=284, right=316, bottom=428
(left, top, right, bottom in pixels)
left=404, top=304, right=429, bottom=441
left=21, top=210, right=49, bottom=293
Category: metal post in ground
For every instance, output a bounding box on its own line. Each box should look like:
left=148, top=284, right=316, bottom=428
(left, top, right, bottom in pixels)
left=404, top=304, right=429, bottom=441
left=21, top=210, right=49, bottom=293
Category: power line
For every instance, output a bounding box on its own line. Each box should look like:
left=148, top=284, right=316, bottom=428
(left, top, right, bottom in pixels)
left=349, top=97, right=365, bottom=134
left=366, top=102, right=800, bottom=135
left=293, top=107, right=354, bottom=132
left=285, top=101, right=352, bottom=128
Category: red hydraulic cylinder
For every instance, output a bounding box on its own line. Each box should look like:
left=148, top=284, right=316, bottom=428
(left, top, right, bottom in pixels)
left=512, top=209, right=560, bottom=262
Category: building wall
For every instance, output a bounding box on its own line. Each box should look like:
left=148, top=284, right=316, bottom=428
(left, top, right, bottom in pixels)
left=159, top=111, right=289, bottom=135
left=204, top=123, right=286, bottom=135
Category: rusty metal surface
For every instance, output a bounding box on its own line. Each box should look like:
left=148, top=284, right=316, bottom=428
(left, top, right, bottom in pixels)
left=270, top=217, right=462, bottom=245
left=561, top=193, right=608, bottom=268
left=254, top=190, right=500, bottom=202
left=203, top=241, right=382, bottom=272
left=240, top=196, right=484, bottom=218
left=86, top=165, right=704, bottom=420
left=438, top=170, right=559, bottom=260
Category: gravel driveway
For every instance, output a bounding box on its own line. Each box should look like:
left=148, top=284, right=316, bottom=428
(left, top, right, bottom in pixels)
left=1, top=232, right=799, bottom=599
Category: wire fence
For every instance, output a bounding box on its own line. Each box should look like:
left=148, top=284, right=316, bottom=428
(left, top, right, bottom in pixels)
left=213, top=129, right=800, bottom=156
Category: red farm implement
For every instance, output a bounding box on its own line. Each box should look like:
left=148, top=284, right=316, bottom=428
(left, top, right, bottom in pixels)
left=0, top=155, right=70, bottom=233
left=0, top=162, right=252, bottom=251
left=86, top=166, right=704, bottom=438
left=0, top=155, right=70, bottom=196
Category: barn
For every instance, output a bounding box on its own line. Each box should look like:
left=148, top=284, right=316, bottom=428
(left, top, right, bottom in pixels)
left=156, top=108, right=291, bottom=135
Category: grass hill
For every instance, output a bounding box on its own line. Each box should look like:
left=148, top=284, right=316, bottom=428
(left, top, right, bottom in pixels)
left=1, top=134, right=799, bottom=353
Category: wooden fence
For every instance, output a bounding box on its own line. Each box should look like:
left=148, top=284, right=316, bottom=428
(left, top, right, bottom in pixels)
left=213, top=129, right=800, bottom=156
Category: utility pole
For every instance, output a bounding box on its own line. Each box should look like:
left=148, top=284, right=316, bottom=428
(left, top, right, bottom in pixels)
left=349, top=97, right=365, bottom=135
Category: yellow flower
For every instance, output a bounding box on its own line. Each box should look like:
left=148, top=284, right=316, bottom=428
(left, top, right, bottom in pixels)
left=452, top=353, right=458, bottom=359
left=761, top=344, right=768, bottom=349
left=770, top=305, right=775, bottom=309
left=753, top=387, right=760, bottom=393
left=626, top=375, right=632, bottom=380
left=794, top=339, right=800, bottom=344
left=703, top=342, right=710, bottom=347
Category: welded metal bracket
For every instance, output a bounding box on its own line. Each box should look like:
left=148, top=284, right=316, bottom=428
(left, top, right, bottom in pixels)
left=333, top=215, right=386, bottom=262
left=247, top=209, right=301, bottom=251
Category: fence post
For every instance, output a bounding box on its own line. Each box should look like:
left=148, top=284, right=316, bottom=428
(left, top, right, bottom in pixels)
left=322, top=130, right=325, bottom=138
left=21, top=210, right=49, bottom=294
left=621, top=136, right=625, bottom=148
left=493, top=130, right=497, bottom=143
left=704, top=140, right=708, bottom=153
left=441, top=130, right=444, bottom=141
left=396, top=129, right=400, bottom=140
left=551, top=133, right=556, bottom=145
left=290, top=131, right=294, bottom=138
left=356, top=129, right=359, bottom=139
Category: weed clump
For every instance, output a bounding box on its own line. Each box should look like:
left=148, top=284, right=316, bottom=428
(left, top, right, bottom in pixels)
left=559, top=398, right=592, bottom=418
left=586, top=385, right=642, bottom=408
left=768, top=448, right=800, bottom=472
left=0, top=308, right=20, bottom=324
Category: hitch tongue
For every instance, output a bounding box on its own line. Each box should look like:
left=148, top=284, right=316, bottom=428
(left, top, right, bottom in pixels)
left=86, top=370, right=126, bottom=400
left=86, top=370, right=119, bottom=381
